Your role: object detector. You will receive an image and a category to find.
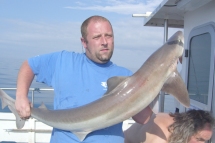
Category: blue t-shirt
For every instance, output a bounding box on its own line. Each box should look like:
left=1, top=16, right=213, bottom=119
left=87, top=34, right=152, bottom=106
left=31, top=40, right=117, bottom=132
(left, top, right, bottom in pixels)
left=28, top=51, right=133, bottom=143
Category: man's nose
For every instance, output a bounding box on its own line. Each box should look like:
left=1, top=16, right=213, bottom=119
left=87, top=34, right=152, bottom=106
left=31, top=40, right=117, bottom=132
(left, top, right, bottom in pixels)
left=101, top=36, right=107, bottom=45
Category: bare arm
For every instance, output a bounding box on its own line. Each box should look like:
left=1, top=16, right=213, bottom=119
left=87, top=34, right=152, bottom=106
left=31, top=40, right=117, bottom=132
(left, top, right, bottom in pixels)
left=132, top=106, right=153, bottom=124
left=15, top=60, right=35, bottom=118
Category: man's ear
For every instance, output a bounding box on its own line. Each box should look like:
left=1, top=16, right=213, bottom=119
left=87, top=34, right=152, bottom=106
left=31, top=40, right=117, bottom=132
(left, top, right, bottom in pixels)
left=81, top=37, right=87, bottom=49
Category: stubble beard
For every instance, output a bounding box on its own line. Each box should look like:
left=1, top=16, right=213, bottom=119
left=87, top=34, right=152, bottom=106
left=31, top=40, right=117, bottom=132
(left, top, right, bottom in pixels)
left=97, top=49, right=113, bottom=63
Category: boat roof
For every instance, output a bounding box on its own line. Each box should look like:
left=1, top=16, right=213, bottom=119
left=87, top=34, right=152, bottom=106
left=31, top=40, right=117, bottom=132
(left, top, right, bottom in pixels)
left=143, top=0, right=212, bottom=28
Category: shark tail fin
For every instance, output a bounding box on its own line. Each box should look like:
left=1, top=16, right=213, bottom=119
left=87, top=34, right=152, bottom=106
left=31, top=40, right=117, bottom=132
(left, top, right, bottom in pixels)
left=0, top=89, right=26, bottom=129
left=161, top=70, right=190, bottom=108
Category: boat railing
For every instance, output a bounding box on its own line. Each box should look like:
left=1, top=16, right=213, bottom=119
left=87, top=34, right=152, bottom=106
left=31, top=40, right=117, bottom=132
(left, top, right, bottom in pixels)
left=0, top=87, right=54, bottom=107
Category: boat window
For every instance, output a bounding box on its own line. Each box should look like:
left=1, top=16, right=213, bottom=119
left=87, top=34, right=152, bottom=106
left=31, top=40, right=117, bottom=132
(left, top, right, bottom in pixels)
left=186, top=22, right=215, bottom=110
left=187, top=33, right=211, bottom=104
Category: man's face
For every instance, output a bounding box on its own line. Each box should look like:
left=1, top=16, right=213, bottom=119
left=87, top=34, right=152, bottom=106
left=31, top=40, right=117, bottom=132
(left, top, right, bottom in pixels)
left=188, top=124, right=213, bottom=143
left=81, top=20, right=114, bottom=64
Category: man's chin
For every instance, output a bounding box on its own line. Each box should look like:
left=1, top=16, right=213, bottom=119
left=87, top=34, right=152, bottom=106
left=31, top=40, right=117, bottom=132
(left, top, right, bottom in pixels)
left=97, top=53, right=112, bottom=63
left=101, top=56, right=112, bottom=62
left=99, top=58, right=109, bottom=63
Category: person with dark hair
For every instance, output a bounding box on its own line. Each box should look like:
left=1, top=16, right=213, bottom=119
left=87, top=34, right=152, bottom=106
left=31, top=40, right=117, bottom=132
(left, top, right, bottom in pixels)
left=124, top=109, right=214, bottom=143
left=14, top=15, right=152, bottom=143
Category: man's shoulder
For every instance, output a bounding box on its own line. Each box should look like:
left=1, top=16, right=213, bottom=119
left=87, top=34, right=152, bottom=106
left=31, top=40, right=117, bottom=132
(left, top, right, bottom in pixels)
left=58, top=51, right=86, bottom=61
left=30, top=51, right=85, bottom=66
left=60, top=50, right=83, bottom=57
left=111, top=64, right=133, bottom=76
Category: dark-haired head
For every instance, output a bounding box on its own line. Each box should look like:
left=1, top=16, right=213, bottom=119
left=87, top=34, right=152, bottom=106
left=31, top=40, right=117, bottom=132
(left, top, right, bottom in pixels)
left=168, top=109, right=214, bottom=143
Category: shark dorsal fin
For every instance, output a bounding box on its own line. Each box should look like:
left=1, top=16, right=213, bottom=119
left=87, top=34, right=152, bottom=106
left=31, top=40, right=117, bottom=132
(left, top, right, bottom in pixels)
left=105, top=76, right=128, bottom=95
left=72, top=131, right=91, bottom=141
left=38, top=102, right=48, bottom=110
left=161, top=70, right=190, bottom=108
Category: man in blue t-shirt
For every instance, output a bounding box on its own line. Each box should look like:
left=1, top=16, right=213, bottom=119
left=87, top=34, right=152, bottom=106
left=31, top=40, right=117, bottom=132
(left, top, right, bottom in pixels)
left=15, top=15, right=152, bottom=143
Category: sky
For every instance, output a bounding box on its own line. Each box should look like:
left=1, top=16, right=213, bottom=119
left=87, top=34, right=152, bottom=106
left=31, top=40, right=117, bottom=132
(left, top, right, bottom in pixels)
left=0, top=0, right=183, bottom=72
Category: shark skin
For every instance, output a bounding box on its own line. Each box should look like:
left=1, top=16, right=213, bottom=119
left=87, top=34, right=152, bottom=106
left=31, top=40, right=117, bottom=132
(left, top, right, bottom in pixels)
left=0, top=31, right=189, bottom=141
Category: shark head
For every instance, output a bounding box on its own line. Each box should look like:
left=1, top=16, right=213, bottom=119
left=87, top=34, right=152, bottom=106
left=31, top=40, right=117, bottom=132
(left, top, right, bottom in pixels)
left=161, top=31, right=190, bottom=108
left=133, top=30, right=189, bottom=108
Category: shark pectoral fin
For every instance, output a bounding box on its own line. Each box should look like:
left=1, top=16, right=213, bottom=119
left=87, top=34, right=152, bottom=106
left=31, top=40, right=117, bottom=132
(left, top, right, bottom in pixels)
left=161, top=70, right=190, bottom=108
left=105, top=76, right=128, bottom=95
left=15, top=115, right=26, bottom=129
left=8, top=105, right=26, bottom=129
left=72, top=131, right=91, bottom=141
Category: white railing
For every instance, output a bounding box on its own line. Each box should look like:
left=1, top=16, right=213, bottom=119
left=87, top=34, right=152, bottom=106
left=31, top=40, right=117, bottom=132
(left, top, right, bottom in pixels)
left=1, top=87, right=54, bottom=107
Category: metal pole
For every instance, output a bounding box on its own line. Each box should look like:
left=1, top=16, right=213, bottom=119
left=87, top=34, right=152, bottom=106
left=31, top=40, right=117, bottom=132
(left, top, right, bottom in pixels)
left=31, top=90, right=34, bottom=107
left=164, top=19, right=168, bottom=42
left=159, top=19, right=168, bottom=112
left=29, top=89, right=36, bottom=143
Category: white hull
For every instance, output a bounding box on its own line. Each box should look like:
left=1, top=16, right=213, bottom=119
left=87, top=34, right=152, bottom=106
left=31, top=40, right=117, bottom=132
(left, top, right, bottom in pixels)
left=0, top=113, right=52, bottom=143
left=0, top=112, right=135, bottom=143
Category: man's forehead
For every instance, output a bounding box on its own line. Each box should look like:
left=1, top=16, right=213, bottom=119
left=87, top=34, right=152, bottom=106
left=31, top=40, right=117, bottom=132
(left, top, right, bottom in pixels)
left=193, top=127, right=213, bottom=142
left=87, top=21, right=113, bottom=33
left=88, top=20, right=111, bottom=27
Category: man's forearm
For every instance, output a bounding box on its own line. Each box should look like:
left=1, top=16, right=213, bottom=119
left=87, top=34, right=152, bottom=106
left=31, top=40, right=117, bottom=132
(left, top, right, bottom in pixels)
left=132, top=106, right=153, bottom=124
left=16, top=60, right=34, bottom=98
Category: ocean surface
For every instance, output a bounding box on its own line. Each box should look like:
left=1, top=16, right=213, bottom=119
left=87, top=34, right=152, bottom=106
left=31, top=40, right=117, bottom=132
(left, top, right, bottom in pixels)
left=0, top=55, right=175, bottom=113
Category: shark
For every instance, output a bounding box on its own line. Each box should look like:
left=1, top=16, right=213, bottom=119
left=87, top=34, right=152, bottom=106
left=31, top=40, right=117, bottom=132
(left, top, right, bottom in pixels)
left=0, top=30, right=189, bottom=141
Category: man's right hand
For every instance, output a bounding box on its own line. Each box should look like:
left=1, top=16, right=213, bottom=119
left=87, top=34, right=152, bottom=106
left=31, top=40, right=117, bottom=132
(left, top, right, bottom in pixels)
left=15, top=96, right=31, bottom=119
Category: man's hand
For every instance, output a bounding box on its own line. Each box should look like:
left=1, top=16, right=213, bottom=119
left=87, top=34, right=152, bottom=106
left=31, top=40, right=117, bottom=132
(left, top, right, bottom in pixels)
left=15, top=96, right=31, bottom=119
left=132, top=106, right=153, bottom=124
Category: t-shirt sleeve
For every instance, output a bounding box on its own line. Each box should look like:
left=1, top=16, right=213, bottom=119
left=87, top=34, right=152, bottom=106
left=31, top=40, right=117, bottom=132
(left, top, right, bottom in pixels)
left=127, top=69, right=133, bottom=76
left=28, top=51, right=60, bottom=86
